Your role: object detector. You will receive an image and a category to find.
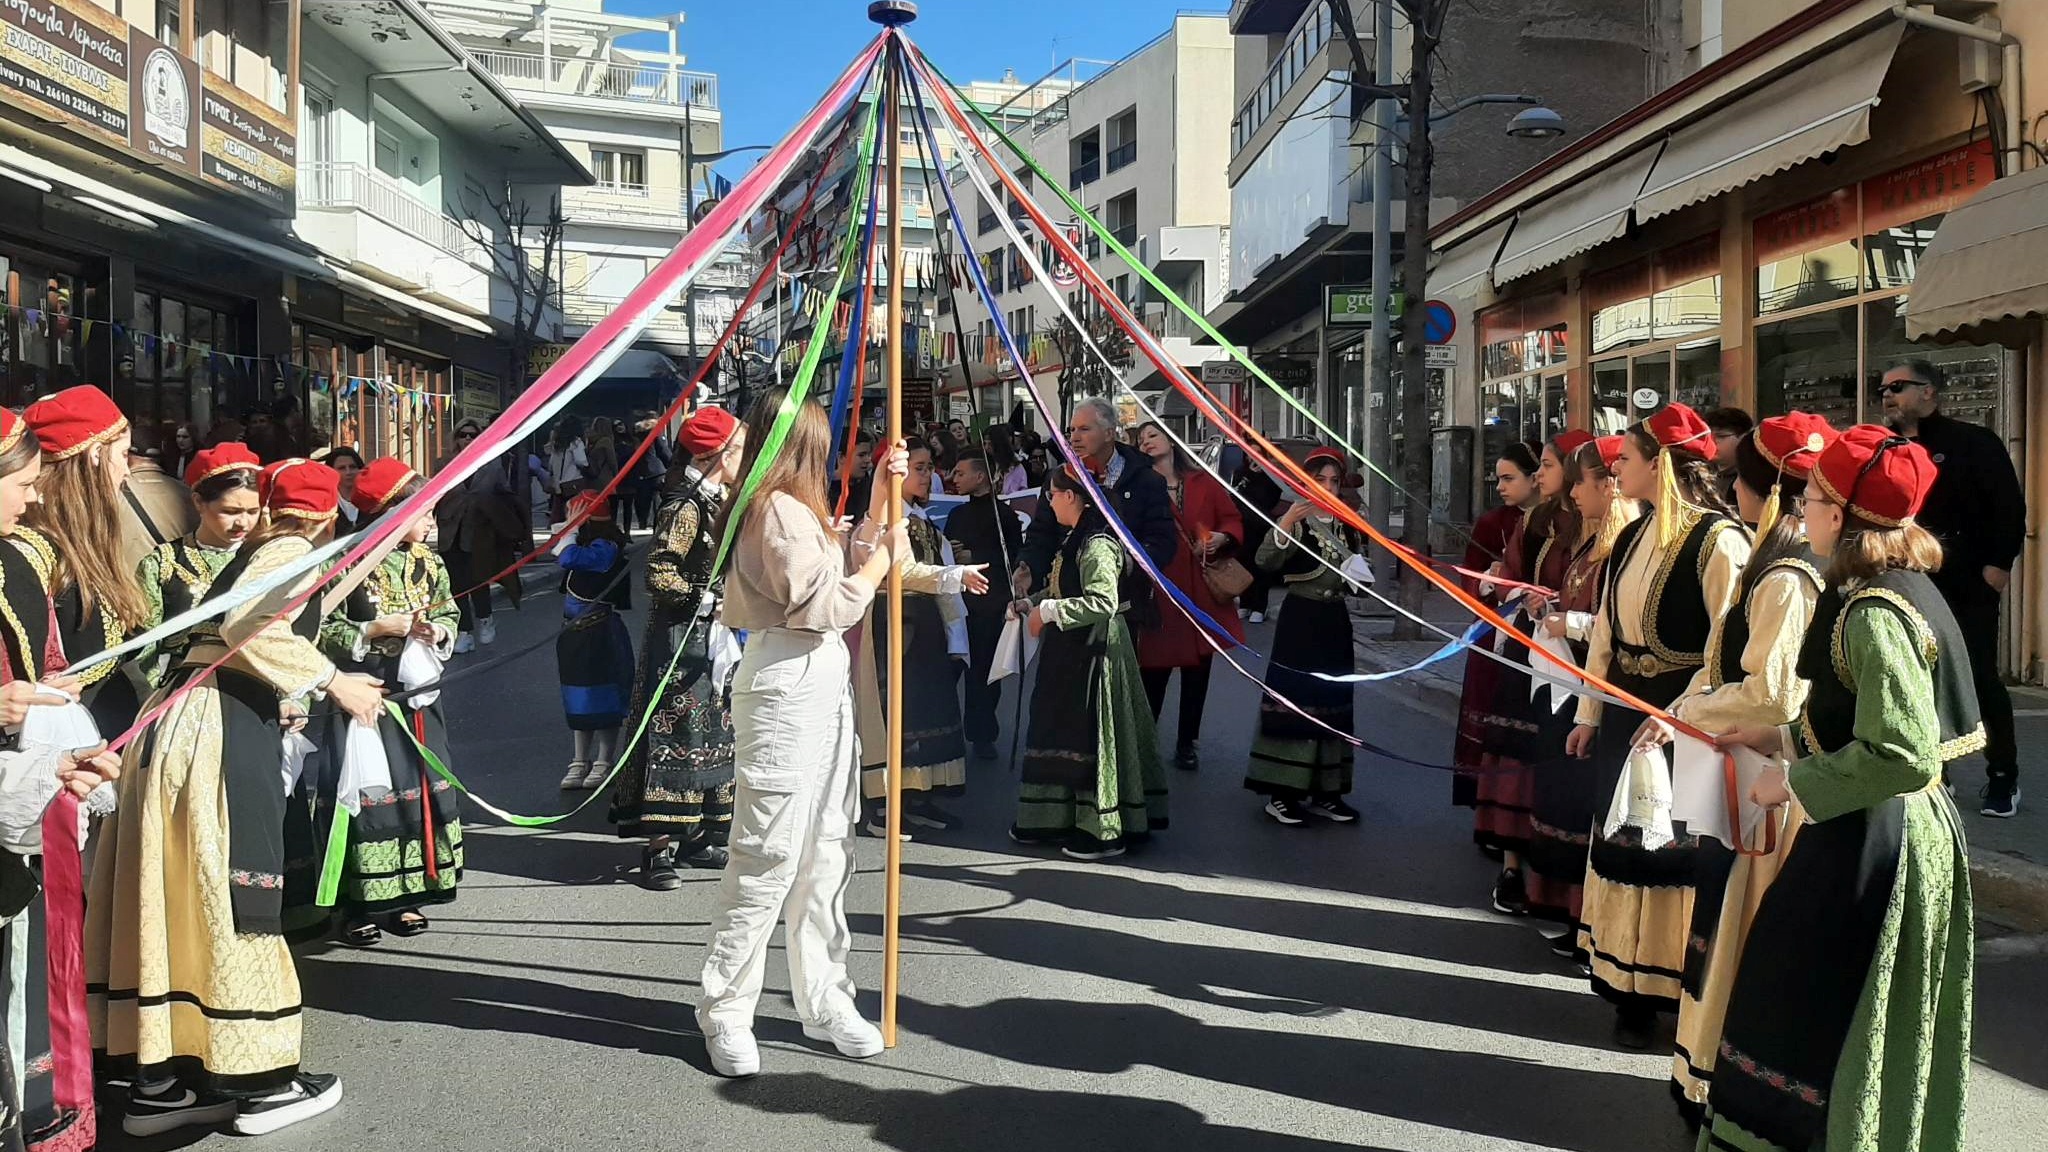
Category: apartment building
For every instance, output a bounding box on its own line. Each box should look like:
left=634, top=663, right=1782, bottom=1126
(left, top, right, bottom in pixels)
left=1426, top=0, right=2048, bottom=679
left=936, top=14, right=1235, bottom=431
left=421, top=0, right=743, bottom=419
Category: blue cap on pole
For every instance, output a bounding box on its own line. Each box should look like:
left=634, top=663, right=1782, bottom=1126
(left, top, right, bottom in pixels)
left=868, top=0, right=916, bottom=25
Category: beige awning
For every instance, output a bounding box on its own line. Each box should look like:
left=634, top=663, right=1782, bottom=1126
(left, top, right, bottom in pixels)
left=1493, top=144, right=1663, bottom=285
left=1636, top=23, right=1903, bottom=223
left=1905, top=163, right=2048, bottom=347
left=1430, top=216, right=1515, bottom=300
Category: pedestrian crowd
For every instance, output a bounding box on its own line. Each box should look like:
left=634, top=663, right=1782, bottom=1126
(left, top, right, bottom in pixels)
left=0, top=361, right=2019, bottom=1151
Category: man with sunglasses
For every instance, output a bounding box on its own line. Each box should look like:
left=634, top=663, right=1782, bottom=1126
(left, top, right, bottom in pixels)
left=1883, top=358, right=2027, bottom=816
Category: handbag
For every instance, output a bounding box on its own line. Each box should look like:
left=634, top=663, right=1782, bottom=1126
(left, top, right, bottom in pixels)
left=1178, top=519, right=1253, bottom=600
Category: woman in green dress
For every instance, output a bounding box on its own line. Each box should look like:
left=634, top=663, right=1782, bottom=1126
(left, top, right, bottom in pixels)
left=1708, top=424, right=1976, bottom=1152
left=133, top=444, right=263, bottom=686
left=1011, top=464, right=1164, bottom=861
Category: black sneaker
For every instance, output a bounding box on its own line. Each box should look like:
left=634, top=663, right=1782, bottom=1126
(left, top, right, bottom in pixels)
left=1491, top=868, right=1530, bottom=916
left=1613, top=1009, right=1657, bottom=1052
left=640, top=842, right=682, bottom=892
left=1174, top=744, right=1200, bottom=772
left=232, top=1073, right=343, bottom=1136
left=973, top=741, right=999, bottom=762
left=681, top=842, right=730, bottom=870
left=124, top=1082, right=236, bottom=1137
left=1543, top=924, right=1579, bottom=959
left=1305, top=796, right=1359, bottom=823
left=1062, top=841, right=1126, bottom=861
left=1263, top=798, right=1308, bottom=826
left=1982, top=777, right=2021, bottom=818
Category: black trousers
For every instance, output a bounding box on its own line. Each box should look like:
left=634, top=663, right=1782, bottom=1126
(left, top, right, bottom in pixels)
left=962, top=609, right=1006, bottom=747
left=1949, top=593, right=2018, bottom=781
left=1142, top=657, right=1214, bottom=752
left=442, top=548, right=495, bottom=632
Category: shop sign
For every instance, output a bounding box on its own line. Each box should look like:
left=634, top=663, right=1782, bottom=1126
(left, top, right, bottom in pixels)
left=1326, top=286, right=1405, bottom=326
left=455, top=368, right=501, bottom=421
left=1424, top=345, right=1458, bottom=368
left=0, top=0, right=294, bottom=211
left=1258, top=357, right=1314, bottom=389
left=1861, top=137, right=1995, bottom=234
left=1753, top=187, right=1857, bottom=266
left=1200, top=360, right=1247, bottom=386
left=527, top=342, right=571, bottom=380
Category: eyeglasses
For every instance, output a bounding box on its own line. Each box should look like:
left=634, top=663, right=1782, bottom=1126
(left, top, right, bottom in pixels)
left=1790, top=494, right=1809, bottom=512
left=455, top=431, right=477, bottom=440
left=1880, top=380, right=1930, bottom=396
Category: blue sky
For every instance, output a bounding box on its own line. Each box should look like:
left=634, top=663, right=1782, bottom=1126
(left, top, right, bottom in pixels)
left=613, top=1, right=1214, bottom=167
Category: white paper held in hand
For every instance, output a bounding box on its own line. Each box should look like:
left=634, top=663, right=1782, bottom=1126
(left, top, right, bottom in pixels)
left=1668, top=734, right=1779, bottom=852
left=398, top=637, right=444, bottom=709
left=987, top=613, right=1040, bottom=685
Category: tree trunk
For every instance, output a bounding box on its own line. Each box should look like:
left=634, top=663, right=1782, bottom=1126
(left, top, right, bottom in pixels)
left=1391, top=7, right=1439, bottom=640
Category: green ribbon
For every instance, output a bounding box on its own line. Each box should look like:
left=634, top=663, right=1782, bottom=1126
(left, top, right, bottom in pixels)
left=323, top=92, right=889, bottom=834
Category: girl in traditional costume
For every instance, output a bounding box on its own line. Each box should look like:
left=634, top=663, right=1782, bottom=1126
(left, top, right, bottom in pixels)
left=1663, top=413, right=1834, bottom=1118
left=555, top=492, right=634, bottom=790
left=610, top=406, right=746, bottom=888
left=1012, top=463, right=1163, bottom=859
left=697, top=393, right=906, bottom=1079
left=1244, top=450, right=1364, bottom=827
left=1706, top=425, right=1976, bottom=1152
left=1450, top=446, right=1534, bottom=812
left=854, top=437, right=984, bottom=836
left=88, top=460, right=383, bottom=1137
left=1132, top=421, right=1243, bottom=773
left=1564, top=403, right=1750, bottom=1050
left=1526, top=435, right=1639, bottom=941
left=1477, top=434, right=1586, bottom=915
left=0, top=406, right=122, bottom=1151
left=133, top=445, right=263, bottom=687
left=20, top=387, right=147, bottom=735
left=313, top=459, right=463, bottom=947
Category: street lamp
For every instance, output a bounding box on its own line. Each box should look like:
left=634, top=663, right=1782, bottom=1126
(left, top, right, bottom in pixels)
left=1506, top=107, right=1570, bottom=140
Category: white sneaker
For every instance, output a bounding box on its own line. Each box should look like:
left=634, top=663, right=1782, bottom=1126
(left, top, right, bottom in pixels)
left=232, top=1073, right=342, bottom=1136
left=1248, top=611, right=1265, bottom=624
left=802, top=1007, right=884, bottom=1059
left=582, top=761, right=613, bottom=790
left=478, top=617, right=497, bottom=646
left=454, top=631, right=477, bottom=654
left=704, top=1027, right=760, bottom=1078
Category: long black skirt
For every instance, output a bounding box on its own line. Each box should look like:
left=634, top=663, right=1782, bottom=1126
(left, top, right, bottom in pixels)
left=1244, top=595, right=1355, bottom=800
left=608, top=608, right=735, bottom=843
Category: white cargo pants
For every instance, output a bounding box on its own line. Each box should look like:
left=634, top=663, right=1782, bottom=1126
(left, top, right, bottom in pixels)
left=697, top=628, right=862, bottom=1036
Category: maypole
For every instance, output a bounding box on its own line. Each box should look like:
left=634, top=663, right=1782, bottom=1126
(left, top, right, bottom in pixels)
left=871, top=0, right=916, bottom=1051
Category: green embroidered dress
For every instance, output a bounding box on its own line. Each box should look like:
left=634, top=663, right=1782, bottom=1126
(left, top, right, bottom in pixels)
left=1702, top=570, right=1977, bottom=1152
left=1012, top=526, right=1165, bottom=852
left=135, top=535, right=238, bottom=686
left=312, top=544, right=466, bottom=917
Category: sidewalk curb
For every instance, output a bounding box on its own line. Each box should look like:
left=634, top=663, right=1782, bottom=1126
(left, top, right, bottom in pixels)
left=1972, top=850, right=2048, bottom=935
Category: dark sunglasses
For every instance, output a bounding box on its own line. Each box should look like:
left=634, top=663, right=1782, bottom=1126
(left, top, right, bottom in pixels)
left=1880, top=380, right=1930, bottom=396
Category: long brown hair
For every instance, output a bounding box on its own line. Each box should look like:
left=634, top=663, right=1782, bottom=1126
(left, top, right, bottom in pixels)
left=728, top=388, right=833, bottom=537
left=240, top=510, right=335, bottom=556
left=1827, top=517, right=1943, bottom=585
left=26, top=452, right=147, bottom=628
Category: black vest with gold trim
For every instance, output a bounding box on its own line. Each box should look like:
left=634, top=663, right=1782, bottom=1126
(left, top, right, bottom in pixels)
left=1601, top=509, right=1741, bottom=683
left=1795, top=568, right=1983, bottom=762
left=1706, top=545, right=1824, bottom=691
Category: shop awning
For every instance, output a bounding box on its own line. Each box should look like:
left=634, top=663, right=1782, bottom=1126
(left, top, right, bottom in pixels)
left=1635, top=23, right=1903, bottom=223
left=1905, top=163, right=2048, bottom=347
left=1430, top=216, right=1515, bottom=300
left=332, top=266, right=496, bottom=338
left=1493, top=144, right=1662, bottom=285
left=0, top=143, right=334, bottom=282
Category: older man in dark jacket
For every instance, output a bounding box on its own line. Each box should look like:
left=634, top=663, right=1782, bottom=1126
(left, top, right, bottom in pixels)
left=1010, top=397, right=1177, bottom=621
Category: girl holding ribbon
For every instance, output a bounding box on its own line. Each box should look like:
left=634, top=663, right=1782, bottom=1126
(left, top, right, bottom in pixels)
left=89, top=459, right=381, bottom=1137
left=1660, top=412, right=1835, bottom=1118
left=609, top=405, right=746, bottom=889
left=133, top=444, right=264, bottom=687
left=312, top=459, right=463, bottom=948
left=1705, top=425, right=1976, bottom=1152
left=1450, top=445, right=1536, bottom=813
left=1563, top=403, right=1750, bottom=1051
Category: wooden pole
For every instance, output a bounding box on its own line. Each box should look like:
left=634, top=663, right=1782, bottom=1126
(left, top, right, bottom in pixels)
left=880, top=36, right=906, bottom=1051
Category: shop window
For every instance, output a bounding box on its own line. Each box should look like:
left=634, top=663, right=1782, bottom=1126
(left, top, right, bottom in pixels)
left=1863, top=214, right=1943, bottom=294
left=2, top=258, right=87, bottom=409
left=1755, top=308, right=1859, bottom=429
left=1863, top=299, right=2003, bottom=430
left=128, top=290, right=245, bottom=435
left=1592, top=358, right=1630, bottom=433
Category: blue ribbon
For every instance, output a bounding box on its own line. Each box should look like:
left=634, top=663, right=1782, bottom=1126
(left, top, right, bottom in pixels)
left=829, top=147, right=883, bottom=451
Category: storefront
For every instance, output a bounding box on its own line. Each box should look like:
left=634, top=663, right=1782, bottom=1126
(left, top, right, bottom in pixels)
left=289, top=283, right=466, bottom=474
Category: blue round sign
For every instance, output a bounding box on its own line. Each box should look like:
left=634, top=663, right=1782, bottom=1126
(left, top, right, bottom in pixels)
left=1423, top=300, right=1457, bottom=345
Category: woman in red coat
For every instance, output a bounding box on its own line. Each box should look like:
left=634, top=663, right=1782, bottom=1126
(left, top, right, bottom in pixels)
left=1134, top=422, right=1245, bottom=771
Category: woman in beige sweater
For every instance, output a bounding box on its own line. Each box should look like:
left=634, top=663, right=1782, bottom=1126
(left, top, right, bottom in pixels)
left=696, top=391, right=912, bottom=1080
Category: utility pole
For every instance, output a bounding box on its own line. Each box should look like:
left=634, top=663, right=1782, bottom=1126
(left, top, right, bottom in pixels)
left=1392, top=1, right=1444, bottom=638
left=1365, top=0, right=1396, bottom=569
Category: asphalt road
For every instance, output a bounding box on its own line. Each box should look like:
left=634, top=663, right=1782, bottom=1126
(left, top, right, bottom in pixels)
left=101, top=558, right=2048, bottom=1152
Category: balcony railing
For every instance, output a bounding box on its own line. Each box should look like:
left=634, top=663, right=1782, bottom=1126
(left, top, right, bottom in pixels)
left=977, top=211, right=999, bottom=235
left=299, top=163, right=484, bottom=261
left=563, top=291, right=726, bottom=344
left=1233, top=3, right=1335, bottom=155
left=1069, top=158, right=1099, bottom=188
left=561, top=182, right=689, bottom=226
left=1106, top=142, right=1137, bottom=173
left=469, top=49, right=718, bottom=110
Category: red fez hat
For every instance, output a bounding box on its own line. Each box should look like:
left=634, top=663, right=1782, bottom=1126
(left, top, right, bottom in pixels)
left=567, top=490, right=612, bottom=522
left=24, top=386, right=128, bottom=460
left=263, top=460, right=341, bottom=522
left=1552, top=430, right=1594, bottom=459
left=1591, top=434, right=1626, bottom=469
left=1810, top=424, right=1937, bottom=528
left=678, top=407, right=739, bottom=457
left=185, top=443, right=261, bottom=488
left=1303, top=447, right=1345, bottom=472
left=1641, top=403, right=1714, bottom=460
left=354, top=457, right=419, bottom=512
left=1752, top=412, right=1837, bottom=479
left=0, top=408, right=24, bottom=457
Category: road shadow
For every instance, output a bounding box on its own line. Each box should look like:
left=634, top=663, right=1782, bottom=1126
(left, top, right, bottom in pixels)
left=894, top=996, right=1692, bottom=1152
left=718, top=1070, right=1399, bottom=1152
left=1973, top=944, right=2048, bottom=1090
